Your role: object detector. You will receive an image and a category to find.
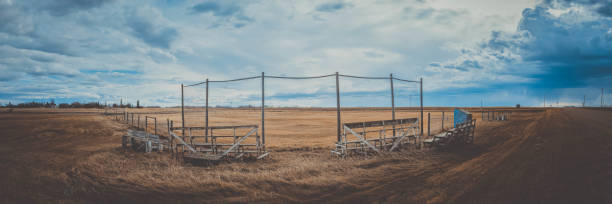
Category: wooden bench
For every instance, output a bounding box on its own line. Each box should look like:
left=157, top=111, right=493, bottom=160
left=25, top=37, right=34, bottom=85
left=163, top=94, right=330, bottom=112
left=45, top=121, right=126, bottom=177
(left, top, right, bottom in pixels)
left=423, top=119, right=475, bottom=148
left=122, top=129, right=169, bottom=152
left=169, top=125, right=268, bottom=161
left=331, top=118, right=419, bottom=157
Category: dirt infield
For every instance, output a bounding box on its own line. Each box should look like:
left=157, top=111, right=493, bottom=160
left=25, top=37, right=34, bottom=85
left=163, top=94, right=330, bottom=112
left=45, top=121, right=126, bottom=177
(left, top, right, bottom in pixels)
left=0, top=108, right=610, bottom=203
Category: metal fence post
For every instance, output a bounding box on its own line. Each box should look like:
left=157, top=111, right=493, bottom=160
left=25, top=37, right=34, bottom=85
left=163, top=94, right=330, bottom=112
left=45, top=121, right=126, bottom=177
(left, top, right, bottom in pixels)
left=390, top=73, right=396, bottom=136
left=181, top=84, right=185, bottom=138
left=420, top=78, right=424, bottom=137
left=336, top=72, right=342, bottom=143
left=205, top=78, right=209, bottom=143
left=261, top=72, right=265, bottom=149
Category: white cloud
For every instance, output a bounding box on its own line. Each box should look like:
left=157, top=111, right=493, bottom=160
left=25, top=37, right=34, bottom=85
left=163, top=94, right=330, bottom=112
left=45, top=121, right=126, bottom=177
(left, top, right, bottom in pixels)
left=8, top=0, right=608, bottom=107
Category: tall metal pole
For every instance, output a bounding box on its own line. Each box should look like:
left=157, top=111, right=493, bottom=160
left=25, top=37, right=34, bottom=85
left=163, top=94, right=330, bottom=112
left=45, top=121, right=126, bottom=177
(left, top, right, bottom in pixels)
left=420, top=78, right=424, bottom=137
left=583, top=95, right=586, bottom=107
left=336, top=72, right=341, bottom=142
left=261, top=72, right=265, bottom=148
left=181, top=84, right=185, bottom=138
left=602, top=88, right=604, bottom=109
left=205, top=79, right=209, bottom=143
left=390, top=73, right=396, bottom=136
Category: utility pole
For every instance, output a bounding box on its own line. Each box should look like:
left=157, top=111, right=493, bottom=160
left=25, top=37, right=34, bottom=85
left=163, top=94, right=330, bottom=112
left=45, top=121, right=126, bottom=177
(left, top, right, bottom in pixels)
left=335, top=72, right=341, bottom=143
left=205, top=78, right=209, bottom=143
left=390, top=74, right=396, bottom=136
left=181, top=84, right=184, bottom=138
left=420, top=78, right=424, bottom=137
left=583, top=95, right=586, bottom=107
left=544, top=97, right=546, bottom=108
left=261, top=72, right=266, bottom=149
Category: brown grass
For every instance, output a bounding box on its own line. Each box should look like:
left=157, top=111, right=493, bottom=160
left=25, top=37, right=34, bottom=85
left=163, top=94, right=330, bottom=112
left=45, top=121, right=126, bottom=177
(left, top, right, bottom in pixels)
left=1, top=107, right=610, bottom=203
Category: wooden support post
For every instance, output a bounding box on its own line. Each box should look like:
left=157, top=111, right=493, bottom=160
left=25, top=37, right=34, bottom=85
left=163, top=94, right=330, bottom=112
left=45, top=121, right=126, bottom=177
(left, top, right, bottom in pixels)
left=420, top=78, right=424, bottom=137
left=205, top=78, right=209, bottom=143
left=345, top=126, right=381, bottom=154
left=336, top=72, right=342, bottom=143
left=221, top=128, right=258, bottom=157
left=167, top=118, right=172, bottom=152
left=427, top=112, right=430, bottom=137
left=442, top=111, right=445, bottom=130
left=188, top=128, right=192, bottom=145
left=138, top=115, right=140, bottom=129
left=131, top=113, right=134, bottom=126
left=390, top=73, right=396, bottom=137
left=145, top=117, right=148, bottom=139
left=181, top=84, right=185, bottom=138
left=154, top=117, right=157, bottom=136
left=261, top=72, right=265, bottom=150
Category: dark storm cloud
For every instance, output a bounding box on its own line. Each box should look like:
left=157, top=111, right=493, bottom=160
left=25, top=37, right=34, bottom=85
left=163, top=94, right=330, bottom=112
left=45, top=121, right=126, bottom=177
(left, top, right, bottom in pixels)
left=190, top=1, right=253, bottom=28
left=40, top=0, right=114, bottom=16
left=127, top=9, right=179, bottom=49
left=544, top=0, right=612, bottom=17
left=463, top=4, right=612, bottom=88
left=518, top=6, right=612, bottom=80
left=0, top=1, right=32, bottom=35
left=191, top=1, right=241, bottom=17
left=315, top=1, right=351, bottom=12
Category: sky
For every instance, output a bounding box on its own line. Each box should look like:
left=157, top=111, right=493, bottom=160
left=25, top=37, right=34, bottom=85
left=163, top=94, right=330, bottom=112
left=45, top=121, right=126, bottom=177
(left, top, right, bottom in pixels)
left=0, top=0, right=611, bottom=107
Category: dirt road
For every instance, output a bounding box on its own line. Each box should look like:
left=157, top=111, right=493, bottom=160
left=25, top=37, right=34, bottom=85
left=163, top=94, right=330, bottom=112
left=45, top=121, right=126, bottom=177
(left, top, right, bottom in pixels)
left=0, top=108, right=610, bottom=203
left=326, top=108, right=612, bottom=203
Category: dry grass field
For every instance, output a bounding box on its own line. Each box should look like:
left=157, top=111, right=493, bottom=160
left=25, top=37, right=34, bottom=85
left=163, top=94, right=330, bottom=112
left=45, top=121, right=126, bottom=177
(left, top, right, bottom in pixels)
left=1, top=107, right=611, bottom=203
left=113, top=107, right=461, bottom=149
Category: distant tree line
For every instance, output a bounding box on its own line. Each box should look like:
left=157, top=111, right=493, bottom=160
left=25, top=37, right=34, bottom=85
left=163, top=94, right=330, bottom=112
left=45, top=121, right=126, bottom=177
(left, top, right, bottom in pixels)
left=1, top=99, right=145, bottom=109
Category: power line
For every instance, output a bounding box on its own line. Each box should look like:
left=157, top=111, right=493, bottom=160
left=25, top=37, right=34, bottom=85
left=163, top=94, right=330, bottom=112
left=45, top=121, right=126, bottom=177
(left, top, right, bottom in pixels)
left=392, top=77, right=419, bottom=83
left=339, top=74, right=387, bottom=80
left=266, top=74, right=335, bottom=79
left=209, top=76, right=260, bottom=83
left=184, top=72, right=420, bottom=88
